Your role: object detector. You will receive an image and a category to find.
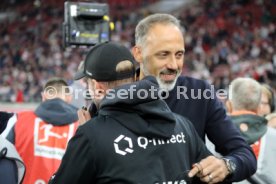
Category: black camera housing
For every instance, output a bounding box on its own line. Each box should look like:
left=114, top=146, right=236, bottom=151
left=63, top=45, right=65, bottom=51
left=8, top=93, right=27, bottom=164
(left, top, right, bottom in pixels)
left=63, top=2, right=110, bottom=47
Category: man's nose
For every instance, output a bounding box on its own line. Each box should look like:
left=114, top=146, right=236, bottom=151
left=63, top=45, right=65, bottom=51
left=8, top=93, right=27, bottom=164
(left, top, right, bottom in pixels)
left=167, top=56, right=178, bottom=70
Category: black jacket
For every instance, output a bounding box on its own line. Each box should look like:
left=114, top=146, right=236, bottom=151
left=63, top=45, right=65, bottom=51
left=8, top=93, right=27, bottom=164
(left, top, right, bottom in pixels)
left=164, top=76, right=257, bottom=182
left=50, top=76, right=211, bottom=184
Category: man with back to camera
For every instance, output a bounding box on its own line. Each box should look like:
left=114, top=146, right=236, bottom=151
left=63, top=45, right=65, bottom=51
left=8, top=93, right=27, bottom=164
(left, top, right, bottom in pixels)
left=131, top=13, right=257, bottom=183
left=49, top=42, right=216, bottom=184
left=6, top=78, right=79, bottom=184
left=227, top=77, right=276, bottom=184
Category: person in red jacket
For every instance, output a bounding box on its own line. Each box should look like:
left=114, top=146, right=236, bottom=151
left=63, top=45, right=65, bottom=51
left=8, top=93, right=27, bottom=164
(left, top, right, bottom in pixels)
left=7, top=77, right=79, bottom=184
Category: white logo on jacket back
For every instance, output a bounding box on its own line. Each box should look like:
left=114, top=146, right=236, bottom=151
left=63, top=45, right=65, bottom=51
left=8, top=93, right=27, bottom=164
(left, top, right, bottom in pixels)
left=34, top=118, right=76, bottom=159
left=113, top=133, right=186, bottom=155
left=114, top=135, right=134, bottom=155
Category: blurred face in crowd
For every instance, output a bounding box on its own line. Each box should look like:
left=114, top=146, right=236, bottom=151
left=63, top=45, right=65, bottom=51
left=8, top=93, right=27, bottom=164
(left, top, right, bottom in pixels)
left=133, top=23, right=185, bottom=91
left=258, top=92, right=271, bottom=116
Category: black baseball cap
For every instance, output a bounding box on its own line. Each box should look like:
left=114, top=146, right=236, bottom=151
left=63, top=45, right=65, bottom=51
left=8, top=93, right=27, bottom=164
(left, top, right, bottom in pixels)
left=74, top=42, right=136, bottom=81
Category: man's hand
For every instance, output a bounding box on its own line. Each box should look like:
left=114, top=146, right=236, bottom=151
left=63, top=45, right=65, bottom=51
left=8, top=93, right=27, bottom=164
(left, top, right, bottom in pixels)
left=188, top=156, right=229, bottom=183
left=77, top=106, right=91, bottom=126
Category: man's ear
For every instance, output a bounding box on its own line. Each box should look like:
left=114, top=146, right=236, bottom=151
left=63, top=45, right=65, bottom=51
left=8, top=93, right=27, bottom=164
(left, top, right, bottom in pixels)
left=226, top=100, right=232, bottom=113
left=132, top=46, right=143, bottom=64
left=41, top=92, right=46, bottom=102
left=92, top=79, right=101, bottom=91
left=90, top=79, right=105, bottom=95
left=96, top=81, right=108, bottom=93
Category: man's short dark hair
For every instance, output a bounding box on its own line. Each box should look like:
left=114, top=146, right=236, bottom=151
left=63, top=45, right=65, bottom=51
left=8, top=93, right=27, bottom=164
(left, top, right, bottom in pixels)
left=43, top=78, right=69, bottom=94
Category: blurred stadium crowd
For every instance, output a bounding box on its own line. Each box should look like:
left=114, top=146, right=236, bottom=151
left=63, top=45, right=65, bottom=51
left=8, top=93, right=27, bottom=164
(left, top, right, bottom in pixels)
left=0, top=0, right=275, bottom=102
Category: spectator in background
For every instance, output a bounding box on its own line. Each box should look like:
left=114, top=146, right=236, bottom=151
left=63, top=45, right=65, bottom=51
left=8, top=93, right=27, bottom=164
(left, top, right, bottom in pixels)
left=227, top=78, right=267, bottom=146
left=132, top=13, right=256, bottom=183
left=6, top=78, right=79, bottom=184
left=257, top=84, right=275, bottom=117
left=227, top=77, right=276, bottom=184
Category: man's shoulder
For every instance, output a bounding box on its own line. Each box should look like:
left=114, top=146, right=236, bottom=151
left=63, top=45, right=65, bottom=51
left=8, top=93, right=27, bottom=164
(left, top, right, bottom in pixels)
left=75, top=120, right=98, bottom=143
left=78, top=116, right=107, bottom=134
left=77, top=116, right=119, bottom=146
left=173, top=113, right=195, bottom=130
left=16, top=111, right=37, bottom=120
left=177, top=76, right=209, bottom=89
